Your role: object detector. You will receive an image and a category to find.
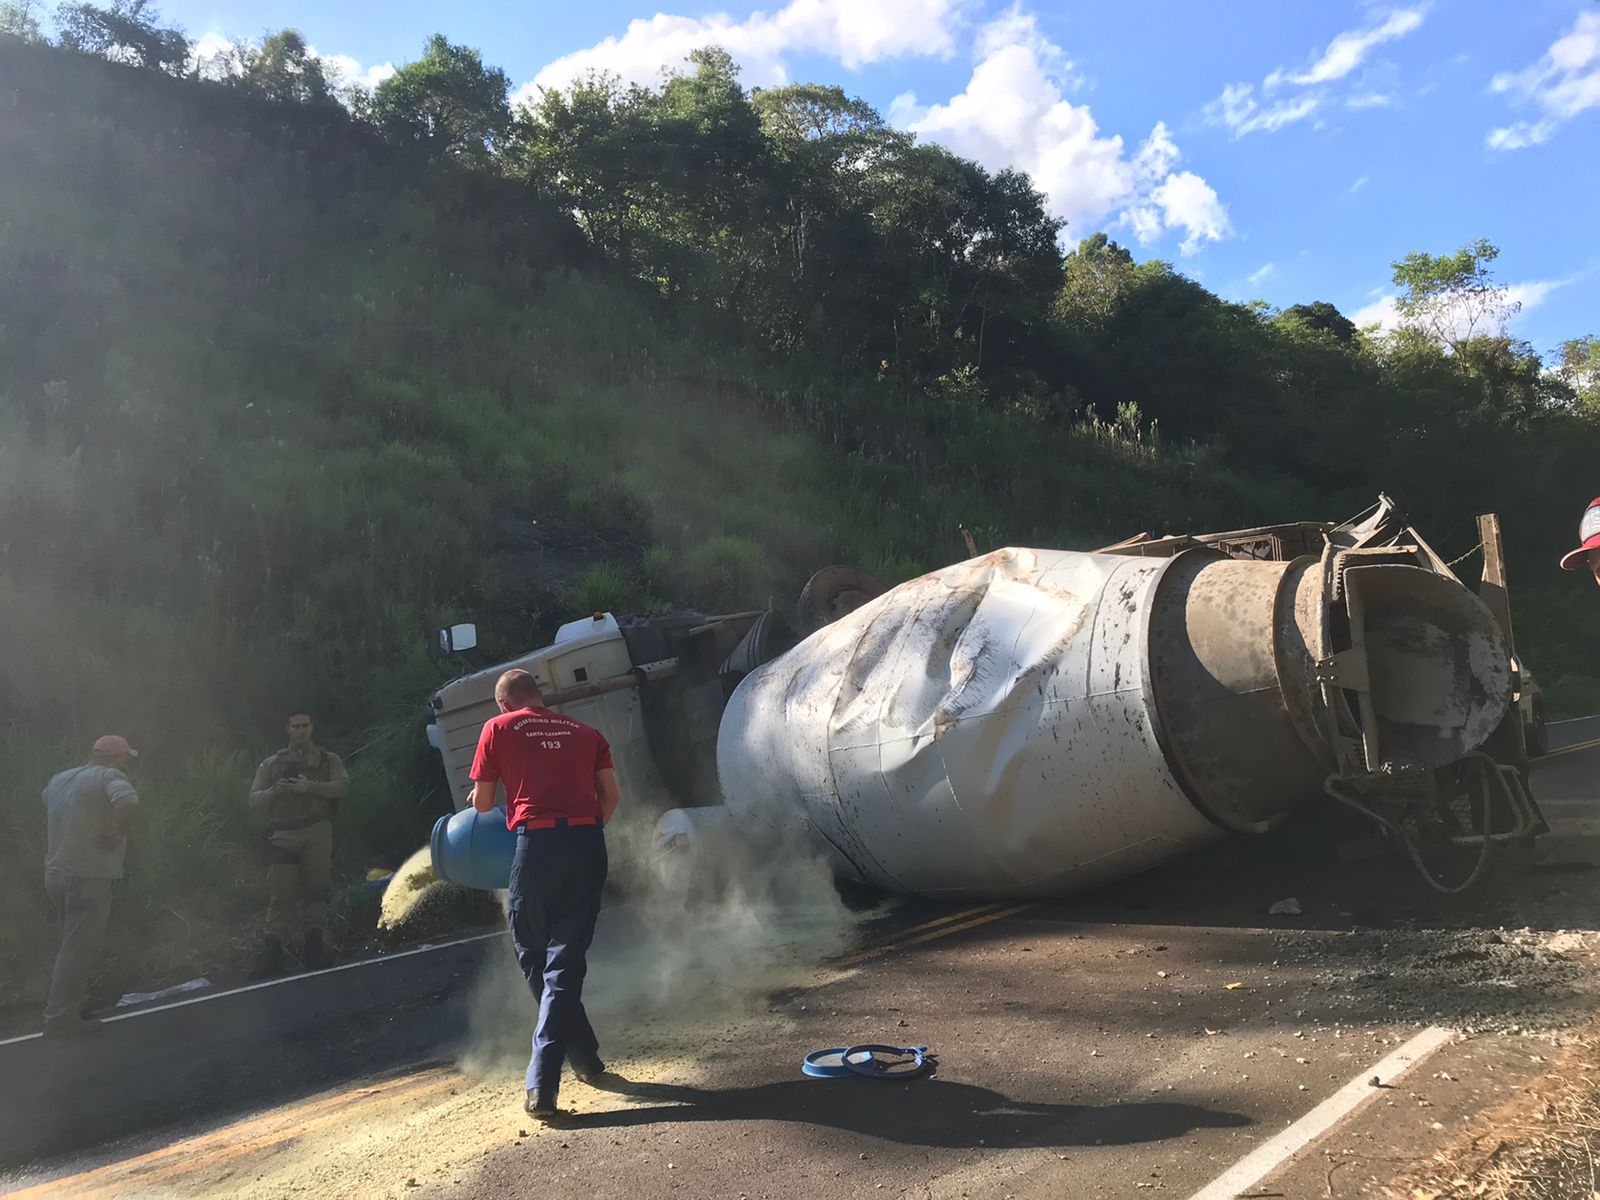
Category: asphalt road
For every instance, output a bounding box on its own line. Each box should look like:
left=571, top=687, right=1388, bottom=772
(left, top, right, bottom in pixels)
left=6, top=740, right=1600, bottom=1200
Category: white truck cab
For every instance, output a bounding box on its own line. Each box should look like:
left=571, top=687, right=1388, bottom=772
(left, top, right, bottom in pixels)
left=425, top=609, right=785, bottom=814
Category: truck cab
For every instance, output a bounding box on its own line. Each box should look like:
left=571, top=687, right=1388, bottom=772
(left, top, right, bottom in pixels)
left=425, top=609, right=788, bottom=814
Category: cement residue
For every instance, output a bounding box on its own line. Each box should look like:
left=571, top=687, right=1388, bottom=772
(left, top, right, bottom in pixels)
left=80, top=962, right=849, bottom=1199
left=1273, top=925, right=1600, bottom=1033
left=378, top=845, right=498, bottom=940
left=378, top=846, right=440, bottom=929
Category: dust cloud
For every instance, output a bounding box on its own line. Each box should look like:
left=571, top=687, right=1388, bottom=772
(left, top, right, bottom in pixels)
left=456, top=808, right=873, bottom=1080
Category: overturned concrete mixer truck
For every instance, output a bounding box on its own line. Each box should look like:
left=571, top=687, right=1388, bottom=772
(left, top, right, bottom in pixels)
left=425, top=496, right=1545, bottom=899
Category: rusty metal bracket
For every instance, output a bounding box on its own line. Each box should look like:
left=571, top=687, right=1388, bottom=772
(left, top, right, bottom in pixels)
left=1314, top=648, right=1371, bottom=693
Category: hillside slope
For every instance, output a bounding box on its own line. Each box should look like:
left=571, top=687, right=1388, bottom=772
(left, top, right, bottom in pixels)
left=1, top=37, right=1595, bottom=1008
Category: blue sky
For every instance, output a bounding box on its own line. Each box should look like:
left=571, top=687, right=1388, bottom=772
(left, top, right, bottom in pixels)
left=162, top=0, right=1598, bottom=356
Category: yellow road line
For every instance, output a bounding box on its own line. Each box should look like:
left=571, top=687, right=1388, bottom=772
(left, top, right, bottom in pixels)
left=889, top=902, right=1005, bottom=938
left=836, top=902, right=1037, bottom=967
left=1537, top=734, right=1600, bottom=761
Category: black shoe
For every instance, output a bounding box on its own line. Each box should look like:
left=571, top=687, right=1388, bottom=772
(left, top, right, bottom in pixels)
left=525, top=1090, right=567, bottom=1122
left=302, top=929, right=333, bottom=971
left=571, top=1055, right=607, bottom=1085
left=247, top=935, right=287, bottom=981
left=42, top=1014, right=103, bottom=1039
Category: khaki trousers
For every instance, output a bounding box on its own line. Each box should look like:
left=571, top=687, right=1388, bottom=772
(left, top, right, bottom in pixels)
left=44, top=869, right=114, bottom=1021
left=266, top=820, right=333, bottom=939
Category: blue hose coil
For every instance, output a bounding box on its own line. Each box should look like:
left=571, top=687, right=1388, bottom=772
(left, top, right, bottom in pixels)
left=801, top=1047, right=873, bottom=1078
left=802, top=1045, right=933, bottom=1080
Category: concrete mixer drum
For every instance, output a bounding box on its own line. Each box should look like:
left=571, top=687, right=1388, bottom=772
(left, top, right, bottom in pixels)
left=713, top=496, right=1546, bottom=900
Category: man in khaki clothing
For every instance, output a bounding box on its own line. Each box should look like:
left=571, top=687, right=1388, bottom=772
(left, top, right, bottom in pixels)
left=247, top=713, right=347, bottom=977
left=41, top=734, right=142, bottom=1037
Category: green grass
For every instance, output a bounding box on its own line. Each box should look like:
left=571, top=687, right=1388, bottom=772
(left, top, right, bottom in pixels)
left=568, top=564, right=647, bottom=616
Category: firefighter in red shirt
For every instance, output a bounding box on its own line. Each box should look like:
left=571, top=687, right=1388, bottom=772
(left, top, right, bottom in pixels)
left=469, top=669, right=622, bottom=1121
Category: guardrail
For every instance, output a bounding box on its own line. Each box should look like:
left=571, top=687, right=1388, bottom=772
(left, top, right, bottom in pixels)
left=0, top=932, right=501, bottom=1166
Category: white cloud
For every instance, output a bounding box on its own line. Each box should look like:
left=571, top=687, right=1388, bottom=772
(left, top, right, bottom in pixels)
left=190, top=31, right=234, bottom=79
left=1265, top=8, right=1427, bottom=89
left=1206, top=8, right=1425, bottom=138
left=516, top=0, right=968, bottom=104
left=318, top=53, right=397, bottom=91
left=1354, top=277, right=1563, bottom=337
left=1487, top=11, right=1600, bottom=150
left=1349, top=174, right=1369, bottom=193
left=1352, top=293, right=1401, bottom=331
left=896, top=10, right=1229, bottom=253
left=1248, top=262, right=1275, bottom=287
left=1203, top=83, right=1320, bottom=136
left=1138, top=171, right=1230, bottom=255
left=188, top=30, right=395, bottom=92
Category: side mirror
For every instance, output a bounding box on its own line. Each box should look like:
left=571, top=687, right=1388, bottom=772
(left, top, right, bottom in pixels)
left=438, top=623, right=478, bottom=654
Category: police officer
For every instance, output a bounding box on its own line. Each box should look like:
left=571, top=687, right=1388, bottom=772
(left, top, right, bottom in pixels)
left=40, top=735, right=142, bottom=1037
left=247, top=712, right=348, bottom=977
left=468, top=669, right=621, bottom=1121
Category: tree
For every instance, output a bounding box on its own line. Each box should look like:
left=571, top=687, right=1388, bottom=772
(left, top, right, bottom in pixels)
left=0, top=0, right=43, bottom=41
left=369, top=34, right=511, bottom=164
left=1390, top=238, right=1518, bottom=353
left=1278, top=301, right=1356, bottom=345
left=54, top=0, right=188, bottom=74
left=1558, top=336, right=1600, bottom=412
left=229, top=29, right=337, bottom=107
left=1055, top=233, right=1136, bottom=331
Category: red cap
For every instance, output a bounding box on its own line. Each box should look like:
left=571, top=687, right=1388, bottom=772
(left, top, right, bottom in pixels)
left=91, top=734, right=138, bottom=759
left=1562, top=498, right=1600, bottom=570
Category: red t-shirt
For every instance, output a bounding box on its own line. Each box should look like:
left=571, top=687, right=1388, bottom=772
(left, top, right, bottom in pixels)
left=469, top=707, right=614, bottom=830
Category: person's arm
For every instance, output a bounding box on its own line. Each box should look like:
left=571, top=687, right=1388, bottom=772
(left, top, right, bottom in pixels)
left=470, top=779, right=501, bottom=813
left=248, top=759, right=278, bottom=813
left=468, top=721, right=501, bottom=814
left=106, top=771, right=141, bottom=844
left=595, top=768, right=620, bottom=826
left=308, top=752, right=349, bottom=801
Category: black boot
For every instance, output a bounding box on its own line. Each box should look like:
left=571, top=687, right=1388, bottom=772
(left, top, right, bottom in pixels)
left=302, top=928, right=332, bottom=971
left=247, top=935, right=287, bottom=980
left=571, top=1053, right=607, bottom=1085
left=525, top=1089, right=567, bottom=1122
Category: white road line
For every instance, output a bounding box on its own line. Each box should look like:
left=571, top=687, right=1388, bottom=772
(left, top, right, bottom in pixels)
left=1187, top=1025, right=1454, bottom=1200
left=0, top=929, right=507, bottom=1049
left=1, top=900, right=647, bottom=1048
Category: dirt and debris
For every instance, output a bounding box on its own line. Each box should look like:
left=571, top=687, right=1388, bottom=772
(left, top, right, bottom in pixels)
left=1384, top=1026, right=1600, bottom=1199
left=1268, top=925, right=1600, bottom=1034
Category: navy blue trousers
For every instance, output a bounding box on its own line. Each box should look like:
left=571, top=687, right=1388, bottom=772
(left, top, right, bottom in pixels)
left=507, top=824, right=607, bottom=1097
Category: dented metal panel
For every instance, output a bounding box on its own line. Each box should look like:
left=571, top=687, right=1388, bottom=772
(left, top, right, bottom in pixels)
left=717, top=549, right=1223, bottom=899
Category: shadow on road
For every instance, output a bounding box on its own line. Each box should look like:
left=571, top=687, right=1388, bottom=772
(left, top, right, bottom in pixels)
left=576, top=1073, right=1249, bottom=1149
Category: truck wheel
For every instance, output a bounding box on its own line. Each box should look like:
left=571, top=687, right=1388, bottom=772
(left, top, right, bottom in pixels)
left=1526, top=699, right=1548, bottom=757
left=797, top=566, right=885, bottom=633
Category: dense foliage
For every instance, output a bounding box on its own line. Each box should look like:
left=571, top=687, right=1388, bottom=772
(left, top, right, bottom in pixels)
left=2, top=9, right=1599, bottom=1004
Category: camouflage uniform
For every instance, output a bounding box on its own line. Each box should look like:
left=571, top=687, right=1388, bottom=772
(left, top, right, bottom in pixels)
left=248, top=745, right=348, bottom=955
